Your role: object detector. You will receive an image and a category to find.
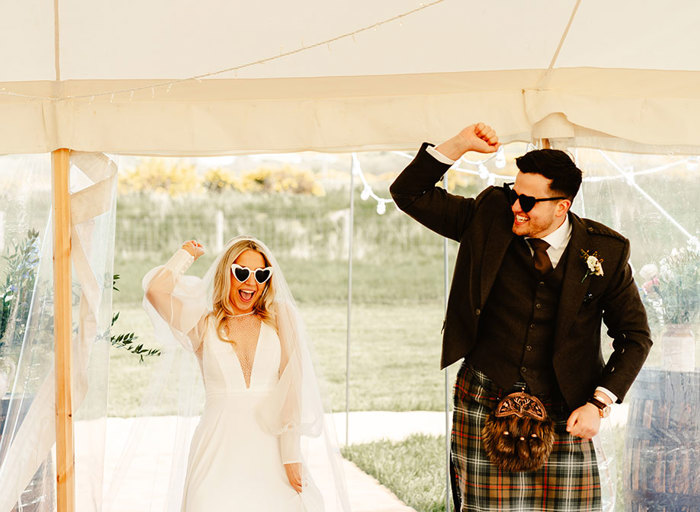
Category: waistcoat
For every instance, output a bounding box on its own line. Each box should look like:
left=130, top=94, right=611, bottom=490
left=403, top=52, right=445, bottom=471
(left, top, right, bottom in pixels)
left=468, top=236, right=570, bottom=397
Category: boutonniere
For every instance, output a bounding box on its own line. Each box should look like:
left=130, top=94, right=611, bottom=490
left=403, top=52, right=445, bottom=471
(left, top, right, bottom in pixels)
left=580, top=250, right=604, bottom=282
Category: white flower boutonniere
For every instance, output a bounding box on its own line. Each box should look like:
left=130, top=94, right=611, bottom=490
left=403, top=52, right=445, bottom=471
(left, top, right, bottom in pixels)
left=580, top=250, right=604, bottom=283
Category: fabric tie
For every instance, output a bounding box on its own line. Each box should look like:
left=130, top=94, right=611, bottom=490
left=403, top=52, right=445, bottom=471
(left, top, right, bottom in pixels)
left=529, top=238, right=553, bottom=275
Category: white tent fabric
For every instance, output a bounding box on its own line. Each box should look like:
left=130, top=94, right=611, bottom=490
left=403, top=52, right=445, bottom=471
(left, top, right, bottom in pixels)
left=1, top=0, right=700, bottom=155
left=0, top=154, right=117, bottom=511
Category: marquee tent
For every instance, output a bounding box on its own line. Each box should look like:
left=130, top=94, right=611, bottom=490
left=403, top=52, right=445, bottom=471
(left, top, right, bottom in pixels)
left=2, top=0, right=700, bottom=156
left=0, top=1, right=698, bottom=511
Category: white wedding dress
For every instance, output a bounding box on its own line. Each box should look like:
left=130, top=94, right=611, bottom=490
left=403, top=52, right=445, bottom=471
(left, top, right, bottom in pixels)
left=181, top=319, right=305, bottom=511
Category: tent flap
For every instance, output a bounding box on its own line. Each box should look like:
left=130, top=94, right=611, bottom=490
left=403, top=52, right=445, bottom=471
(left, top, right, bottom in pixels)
left=3, top=68, right=700, bottom=155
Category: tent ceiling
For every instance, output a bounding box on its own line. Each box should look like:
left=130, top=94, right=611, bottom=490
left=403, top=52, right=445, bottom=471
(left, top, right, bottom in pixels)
left=1, top=0, right=699, bottom=155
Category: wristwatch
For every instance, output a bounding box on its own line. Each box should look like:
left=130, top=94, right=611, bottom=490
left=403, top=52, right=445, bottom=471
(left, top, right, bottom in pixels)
left=588, top=397, right=611, bottom=418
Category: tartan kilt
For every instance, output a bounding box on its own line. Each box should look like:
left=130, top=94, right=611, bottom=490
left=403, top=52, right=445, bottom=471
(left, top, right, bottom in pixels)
left=451, top=363, right=602, bottom=512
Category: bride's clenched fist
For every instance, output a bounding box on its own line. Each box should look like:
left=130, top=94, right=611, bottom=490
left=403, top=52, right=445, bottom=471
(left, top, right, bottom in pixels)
left=182, top=240, right=205, bottom=260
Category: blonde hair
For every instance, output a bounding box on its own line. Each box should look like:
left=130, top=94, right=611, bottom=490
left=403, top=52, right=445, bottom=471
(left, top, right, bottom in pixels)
left=211, top=239, right=276, bottom=340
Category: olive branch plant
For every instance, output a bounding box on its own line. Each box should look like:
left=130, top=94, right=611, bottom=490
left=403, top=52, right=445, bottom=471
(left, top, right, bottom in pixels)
left=0, top=229, right=159, bottom=372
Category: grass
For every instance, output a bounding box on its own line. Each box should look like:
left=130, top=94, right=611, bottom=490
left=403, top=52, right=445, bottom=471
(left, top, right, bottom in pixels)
left=342, top=434, right=448, bottom=512
left=113, top=251, right=452, bottom=307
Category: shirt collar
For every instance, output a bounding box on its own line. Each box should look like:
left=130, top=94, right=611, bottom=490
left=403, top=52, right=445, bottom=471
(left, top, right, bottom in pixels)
left=541, top=214, right=571, bottom=250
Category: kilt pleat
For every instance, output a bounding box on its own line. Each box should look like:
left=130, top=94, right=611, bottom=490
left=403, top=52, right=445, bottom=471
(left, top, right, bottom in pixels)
left=451, top=364, right=602, bottom=512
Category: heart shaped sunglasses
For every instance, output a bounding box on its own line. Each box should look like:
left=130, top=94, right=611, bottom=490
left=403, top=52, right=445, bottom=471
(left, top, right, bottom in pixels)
left=231, top=264, right=273, bottom=284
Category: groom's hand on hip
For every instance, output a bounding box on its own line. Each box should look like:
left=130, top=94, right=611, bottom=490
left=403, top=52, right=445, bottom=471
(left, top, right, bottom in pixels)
left=566, top=403, right=601, bottom=440
left=435, top=122, right=500, bottom=161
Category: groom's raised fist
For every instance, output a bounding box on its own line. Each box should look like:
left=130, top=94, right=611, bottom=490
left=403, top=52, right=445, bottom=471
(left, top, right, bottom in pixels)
left=472, top=123, right=499, bottom=151
left=436, top=122, right=500, bottom=161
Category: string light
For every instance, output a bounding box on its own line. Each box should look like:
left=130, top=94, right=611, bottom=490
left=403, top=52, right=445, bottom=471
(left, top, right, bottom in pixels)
left=0, top=0, right=446, bottom=102
left=352, top=147, right=696, bottom=216
left=495, top=146, right=506, bottom=168
left=478, top=163, right=489, bottom=180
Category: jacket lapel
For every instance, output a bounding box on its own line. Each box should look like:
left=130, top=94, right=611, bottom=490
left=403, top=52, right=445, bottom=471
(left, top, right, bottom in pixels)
left=554, top=213, right=592, bottom=345
left=479, top=211, right=514, bottom=305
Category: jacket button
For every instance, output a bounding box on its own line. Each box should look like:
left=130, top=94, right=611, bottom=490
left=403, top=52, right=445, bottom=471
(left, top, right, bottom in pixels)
left=587, top=227, right=594, bottom=232
left=475, top=308, right=481, bottom=316
left=530, top=323, right=535, bottom=329
left=526, top=345, right=533, bottom=351
left=610, top=366, right=615, bottom=373
left=521, top=367, right=527, bottom=373
left=535, top=303, right=542, bottom=309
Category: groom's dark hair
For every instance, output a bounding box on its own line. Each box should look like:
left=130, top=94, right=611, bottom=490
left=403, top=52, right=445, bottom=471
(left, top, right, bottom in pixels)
left=515, top=149, right=582, bottom=200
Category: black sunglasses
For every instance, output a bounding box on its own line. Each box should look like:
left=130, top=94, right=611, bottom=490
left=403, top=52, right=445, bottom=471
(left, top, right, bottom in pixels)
left=503, top=182, right=568, bottom=213
left=231, top=264, right=273, bottom=284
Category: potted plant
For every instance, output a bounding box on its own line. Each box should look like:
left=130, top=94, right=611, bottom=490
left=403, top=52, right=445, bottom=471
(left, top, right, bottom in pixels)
left=0, top=229, right=51, bottom=510
left=0, top=229, right=40, bottom=396
left=626, top=239, right=699, bottom=511
left=639, top=238, right=699, bottom=371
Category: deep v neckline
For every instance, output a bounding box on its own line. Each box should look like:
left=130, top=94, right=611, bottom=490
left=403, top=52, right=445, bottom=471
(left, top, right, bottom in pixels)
left=230, top=321, right=263, bottom=390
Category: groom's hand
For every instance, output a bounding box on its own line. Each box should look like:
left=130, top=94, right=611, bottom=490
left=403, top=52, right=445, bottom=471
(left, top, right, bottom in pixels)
left=566, top=403, right=601, bottom=440
left=284, top=462, right=303, bottom=493
left=435, top=122, right=500, bottom=161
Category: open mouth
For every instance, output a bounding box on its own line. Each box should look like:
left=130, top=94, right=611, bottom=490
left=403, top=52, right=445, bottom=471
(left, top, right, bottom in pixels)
left=238, top=289, right=254, bottom=302
left=514, top=214, right=529, bottom=225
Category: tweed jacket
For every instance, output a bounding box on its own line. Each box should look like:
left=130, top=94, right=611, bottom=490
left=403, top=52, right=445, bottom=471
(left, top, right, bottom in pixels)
left=390, top=143, right=652, bottom=409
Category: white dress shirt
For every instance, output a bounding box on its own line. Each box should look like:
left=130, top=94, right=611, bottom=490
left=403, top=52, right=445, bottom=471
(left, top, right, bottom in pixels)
left=525, top=215, right=571, bottom=269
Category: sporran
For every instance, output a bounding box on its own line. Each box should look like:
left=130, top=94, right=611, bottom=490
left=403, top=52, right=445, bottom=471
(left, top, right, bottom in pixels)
left=481, top=390, right=555, bottom=472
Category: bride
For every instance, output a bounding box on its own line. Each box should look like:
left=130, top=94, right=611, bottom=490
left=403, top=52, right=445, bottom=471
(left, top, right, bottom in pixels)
left=143, top=236, right=347, bottom=511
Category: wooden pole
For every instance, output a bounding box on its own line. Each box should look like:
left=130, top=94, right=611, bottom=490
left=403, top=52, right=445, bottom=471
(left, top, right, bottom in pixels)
left=52, top=148, right=74, bottom=512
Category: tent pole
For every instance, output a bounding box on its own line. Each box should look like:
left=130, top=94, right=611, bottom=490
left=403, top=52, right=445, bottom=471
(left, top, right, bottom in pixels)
left=52, top=148, right=74, bottom=512
left=345, top=155, right=355, bottom=446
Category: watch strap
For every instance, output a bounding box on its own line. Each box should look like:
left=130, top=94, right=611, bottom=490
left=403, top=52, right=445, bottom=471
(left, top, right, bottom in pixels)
left=588, top=397, right=610, bottom=418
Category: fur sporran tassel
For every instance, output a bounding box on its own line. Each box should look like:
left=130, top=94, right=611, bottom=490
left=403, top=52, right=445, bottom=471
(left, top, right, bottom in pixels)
left=481, top=391, right=555, bottom=472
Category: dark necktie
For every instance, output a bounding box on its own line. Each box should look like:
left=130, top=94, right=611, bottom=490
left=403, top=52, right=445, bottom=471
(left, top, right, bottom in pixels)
left=529, top=238, right=553, bottom=275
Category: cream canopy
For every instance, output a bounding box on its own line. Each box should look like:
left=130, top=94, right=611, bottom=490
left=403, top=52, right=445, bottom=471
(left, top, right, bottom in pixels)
left=1, top=0, right=699, bottom=156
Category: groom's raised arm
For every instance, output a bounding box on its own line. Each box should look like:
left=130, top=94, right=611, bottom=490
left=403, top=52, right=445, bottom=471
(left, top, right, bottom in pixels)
left=389, top=123, right=499, bottom=242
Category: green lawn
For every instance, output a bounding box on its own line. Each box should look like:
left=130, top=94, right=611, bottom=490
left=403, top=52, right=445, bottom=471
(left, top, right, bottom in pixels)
left=342, top=434, right=448, bottom=512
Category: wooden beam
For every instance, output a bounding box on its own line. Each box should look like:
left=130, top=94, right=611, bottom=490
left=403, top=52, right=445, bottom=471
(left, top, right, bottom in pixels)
left=540, top=138, right=552, bottom=149
left=52, top=148, right=74, bottom=512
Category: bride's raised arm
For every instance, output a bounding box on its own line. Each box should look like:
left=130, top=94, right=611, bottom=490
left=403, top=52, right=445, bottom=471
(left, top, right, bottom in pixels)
left=143, top=241, right=208, bottom=351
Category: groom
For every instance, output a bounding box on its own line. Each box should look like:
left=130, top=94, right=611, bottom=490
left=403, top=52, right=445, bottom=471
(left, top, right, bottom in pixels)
left=390, top=123, right=651, bottom=511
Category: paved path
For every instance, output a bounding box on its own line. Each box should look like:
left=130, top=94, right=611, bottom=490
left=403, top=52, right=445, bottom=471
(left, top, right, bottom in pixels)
left=88, top=412, right=447, bottom=512
left=81, top=407, right=629, bottom=511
